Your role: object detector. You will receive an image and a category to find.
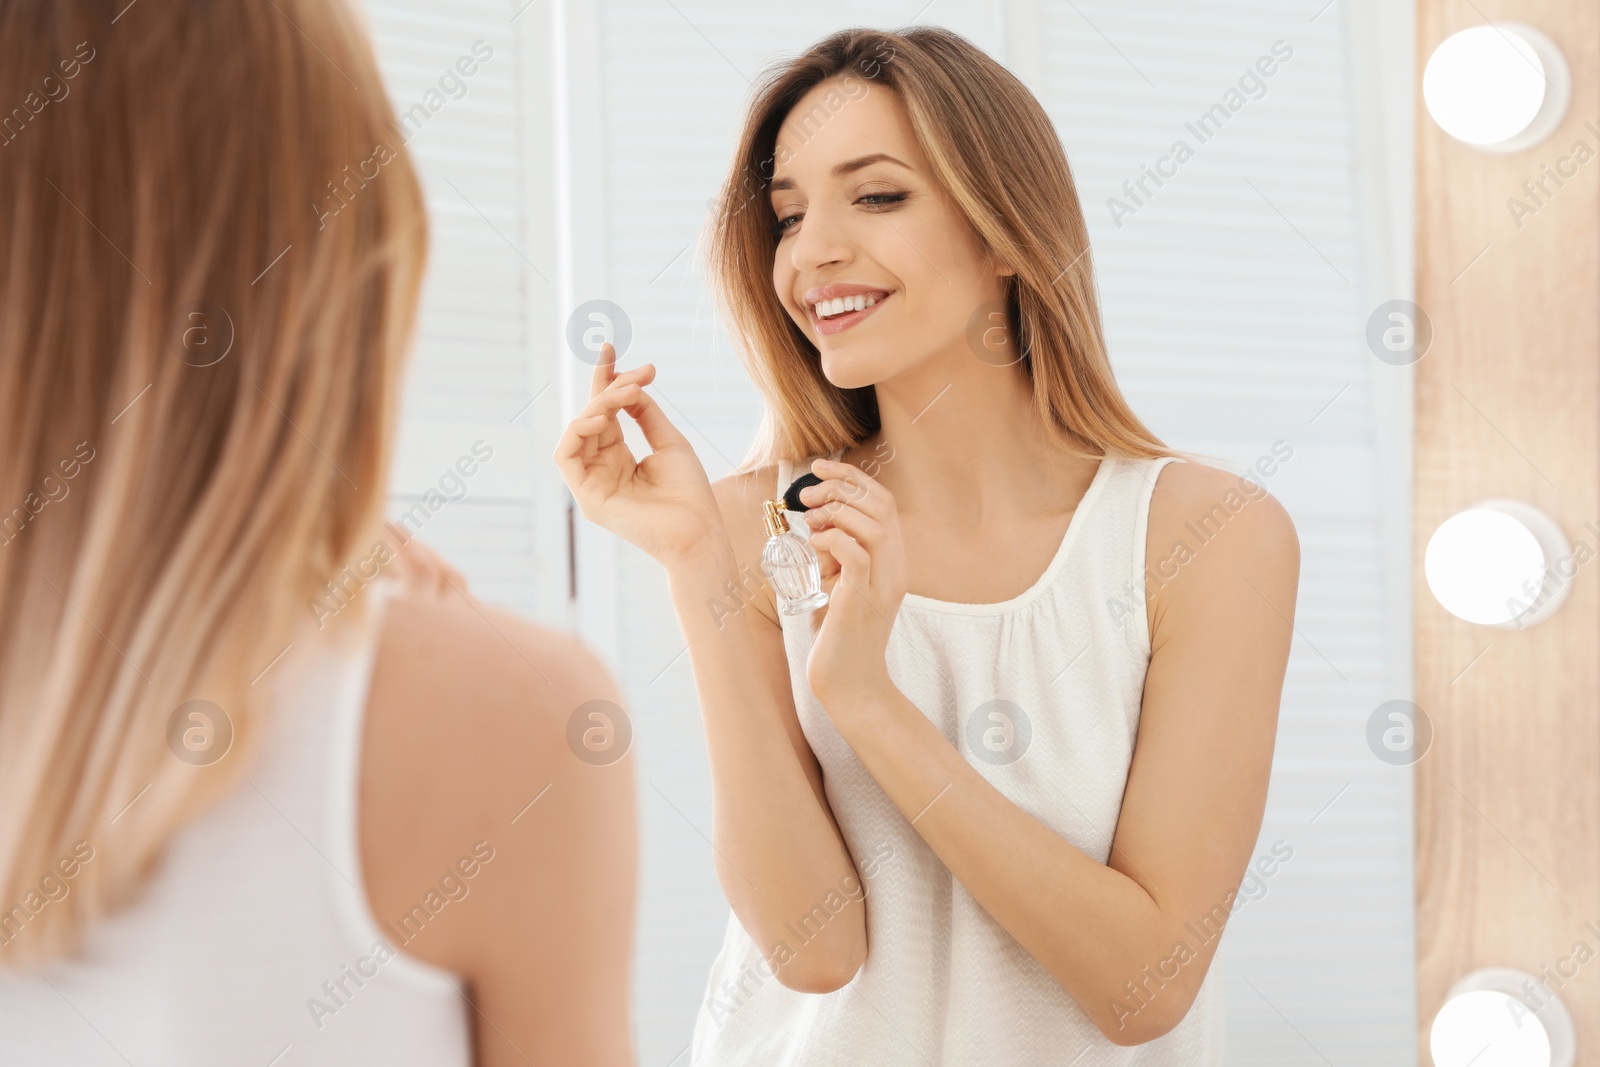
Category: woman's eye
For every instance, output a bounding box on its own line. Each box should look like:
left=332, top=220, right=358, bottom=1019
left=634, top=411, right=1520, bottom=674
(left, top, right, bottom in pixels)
left=772, top=192, right=907, bottom=237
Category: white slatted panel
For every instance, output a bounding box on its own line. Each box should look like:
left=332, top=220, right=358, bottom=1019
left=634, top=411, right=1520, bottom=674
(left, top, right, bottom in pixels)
left=1034, top=1, right=1412, bottom=1061
left=363, top=0, right=559, bottom=618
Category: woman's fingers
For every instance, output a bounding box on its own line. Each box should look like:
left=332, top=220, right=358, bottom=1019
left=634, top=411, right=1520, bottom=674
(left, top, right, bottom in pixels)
left=381, top=525, right=469, bottom=600
left=803, top=476, right=905, bottom=608
left=615, top=385, right=690, bottom=453
left=585, top=342, right=652, bottom=396
left=804, top=459, right=895, bottom=523
left=553, top=371, right=684, bottom=480
left=576, top=367, right=688, bottom=454
left=589, top=341, right=617, bottom=398
left=809, top=526, right=871, bottom=582
left=553, top=387, right=635, bottom=466
left=589, top=342, right=657, bottom=399
left=573, top=356, right=660, bottom=469
left=573, top=364, right=656, bottom=458
left=552, top=386, right=635, bottom=468
left=805, top=500, right=885, bottom=554
left=577, top=380, right=647, bottom=421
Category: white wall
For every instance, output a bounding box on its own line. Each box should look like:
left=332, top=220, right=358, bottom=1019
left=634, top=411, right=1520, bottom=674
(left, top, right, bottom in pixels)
left=370, top=1, right=1417, bottom=1062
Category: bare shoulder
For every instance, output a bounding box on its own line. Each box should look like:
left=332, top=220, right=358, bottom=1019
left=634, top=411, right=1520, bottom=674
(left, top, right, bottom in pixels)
left=357, top=589, right=636, bottom=1062
left=1144, top=458, right=1300, bottom=640
left=708, top=462, right=784, bottom=628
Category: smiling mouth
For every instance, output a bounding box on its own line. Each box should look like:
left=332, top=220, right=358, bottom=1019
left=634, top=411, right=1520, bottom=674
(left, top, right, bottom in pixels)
left=811, top=292, right=891, bottom=335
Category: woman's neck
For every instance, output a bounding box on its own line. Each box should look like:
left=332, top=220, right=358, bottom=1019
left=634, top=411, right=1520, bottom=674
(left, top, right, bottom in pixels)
left=843, top=343, right=1099, bottom=527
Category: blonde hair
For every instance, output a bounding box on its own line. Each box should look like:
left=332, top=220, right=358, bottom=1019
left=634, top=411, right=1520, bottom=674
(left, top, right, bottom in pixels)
left=0, top=0, right=427, bottom=967
left=706, top=26, right=1204, bottom=470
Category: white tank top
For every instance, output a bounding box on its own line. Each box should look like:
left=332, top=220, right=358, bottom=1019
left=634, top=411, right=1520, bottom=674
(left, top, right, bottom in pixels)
left=0, top=579, right=473, bottom=1066
left=690, top=450, right=1226, bottom=1065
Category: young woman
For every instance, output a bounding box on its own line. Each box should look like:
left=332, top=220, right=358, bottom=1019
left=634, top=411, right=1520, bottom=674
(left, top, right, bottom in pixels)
left=556, top=25, right=1297, bottom=1065
left=0, top=2, right=635, bottom=1065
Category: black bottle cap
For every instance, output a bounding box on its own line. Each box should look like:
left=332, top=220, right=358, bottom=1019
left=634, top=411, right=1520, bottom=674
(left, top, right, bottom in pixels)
left=783, top=471, right=823, bottom=513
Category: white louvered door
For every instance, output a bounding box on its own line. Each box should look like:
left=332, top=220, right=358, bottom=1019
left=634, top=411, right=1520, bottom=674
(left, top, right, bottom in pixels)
left=364, top=0, right=565, bottom=620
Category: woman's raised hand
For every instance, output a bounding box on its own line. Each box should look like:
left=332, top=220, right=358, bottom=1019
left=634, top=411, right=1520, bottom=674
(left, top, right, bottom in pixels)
left=793, top=457, right=908, bottom=707
left=552, top=342, right=723, bottom=568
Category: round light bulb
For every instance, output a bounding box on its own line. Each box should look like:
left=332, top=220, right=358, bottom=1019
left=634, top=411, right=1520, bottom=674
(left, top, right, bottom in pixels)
left=1432, top=990, right=1551, bottom=1066
left=1424, top=501, right=1570, bottom=628
left=1423, top=23, right=1569, bottom=152
left=1431, top=968, right=1574, bottom=1067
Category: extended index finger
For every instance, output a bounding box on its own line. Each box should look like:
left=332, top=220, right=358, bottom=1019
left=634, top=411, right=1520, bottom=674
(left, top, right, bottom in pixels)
left=589, top=341, right=618, bottom=399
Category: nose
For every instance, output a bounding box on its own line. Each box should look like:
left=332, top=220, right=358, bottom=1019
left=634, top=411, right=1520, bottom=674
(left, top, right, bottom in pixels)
left=786, top=201, right=852, bottom=276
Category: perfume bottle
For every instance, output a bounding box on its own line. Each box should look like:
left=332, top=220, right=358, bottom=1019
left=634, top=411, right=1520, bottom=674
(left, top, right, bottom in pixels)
left=761, top=473, right=829, bottom=615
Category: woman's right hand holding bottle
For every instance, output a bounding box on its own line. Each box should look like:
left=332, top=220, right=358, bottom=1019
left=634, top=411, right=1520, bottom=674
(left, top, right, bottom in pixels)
left=553, top=342, right=724, bottom=569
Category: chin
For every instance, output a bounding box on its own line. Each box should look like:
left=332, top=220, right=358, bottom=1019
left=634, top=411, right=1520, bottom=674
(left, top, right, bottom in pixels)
left=817, top=349, right=888, bottom=391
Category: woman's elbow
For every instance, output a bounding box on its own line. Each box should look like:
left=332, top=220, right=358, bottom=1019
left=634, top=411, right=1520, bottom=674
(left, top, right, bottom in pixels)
left=1096, top=999, right=1191, bottom=1047
left=771, top=933, right=867, bottom=994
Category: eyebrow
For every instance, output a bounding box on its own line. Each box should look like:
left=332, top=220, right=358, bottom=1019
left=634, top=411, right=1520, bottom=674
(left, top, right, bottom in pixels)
left=768, top=152, right=911, bottom=194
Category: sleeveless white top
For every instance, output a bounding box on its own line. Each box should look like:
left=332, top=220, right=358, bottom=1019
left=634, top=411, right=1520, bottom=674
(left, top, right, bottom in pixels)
left=0, top=580, right=473, bottom=1066
left=690, top=450, right=1226, bottom=1065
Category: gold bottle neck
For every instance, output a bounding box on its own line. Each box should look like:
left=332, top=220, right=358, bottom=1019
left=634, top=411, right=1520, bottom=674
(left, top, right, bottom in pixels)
left=763, top=499, right=789, bottom=538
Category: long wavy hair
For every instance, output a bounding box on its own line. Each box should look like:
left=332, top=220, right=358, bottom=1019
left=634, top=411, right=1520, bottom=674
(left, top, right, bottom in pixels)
left=0, top=0, right=427, bottom=967
left=706, top=26, right=1200, bottom=470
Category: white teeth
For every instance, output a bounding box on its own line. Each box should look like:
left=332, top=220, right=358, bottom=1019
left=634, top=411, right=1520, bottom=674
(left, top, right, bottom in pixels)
left=813, top=293, right=881, bottom=319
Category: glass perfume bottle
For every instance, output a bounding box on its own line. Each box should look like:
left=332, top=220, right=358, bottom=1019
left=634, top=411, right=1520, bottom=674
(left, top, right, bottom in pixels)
left=761, top=488, right=828, bottom=615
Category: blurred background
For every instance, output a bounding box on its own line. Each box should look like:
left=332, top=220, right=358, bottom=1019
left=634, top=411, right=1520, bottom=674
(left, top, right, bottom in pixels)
left=364, top=0, right=1415, bottom=1062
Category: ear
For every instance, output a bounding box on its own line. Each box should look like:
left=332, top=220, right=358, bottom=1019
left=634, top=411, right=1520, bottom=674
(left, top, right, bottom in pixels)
left=989, top=252, right=1017, bottom=278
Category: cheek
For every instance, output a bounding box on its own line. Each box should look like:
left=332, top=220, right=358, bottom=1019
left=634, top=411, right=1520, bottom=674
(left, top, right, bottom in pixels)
left=898, top=223, right=995, bottom=327
left=772, top=258, right=803, bottom=322
left=774, top=259, right=812, bottom=334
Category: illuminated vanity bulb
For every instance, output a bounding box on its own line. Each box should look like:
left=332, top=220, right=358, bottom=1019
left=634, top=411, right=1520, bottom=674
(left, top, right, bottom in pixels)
left=1423, top=24, right=1569, bottom=152
left=1424, top=500, right=1571, bottom=628
left=1430, top=968, right=1574, bottom=1067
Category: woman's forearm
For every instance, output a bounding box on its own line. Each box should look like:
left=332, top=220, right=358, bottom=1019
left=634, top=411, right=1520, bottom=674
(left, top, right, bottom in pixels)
left=824, top=681, right=1188, bottom=1043
left=665, top=538, right=867, bottom=993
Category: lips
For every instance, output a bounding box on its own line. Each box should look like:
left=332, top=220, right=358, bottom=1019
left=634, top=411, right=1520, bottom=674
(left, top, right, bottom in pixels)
left=804, top=283, right=893, bottom=325
left=811, top=291, right=890, bottom=336
left=804, top=282, right=893, bottom=305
